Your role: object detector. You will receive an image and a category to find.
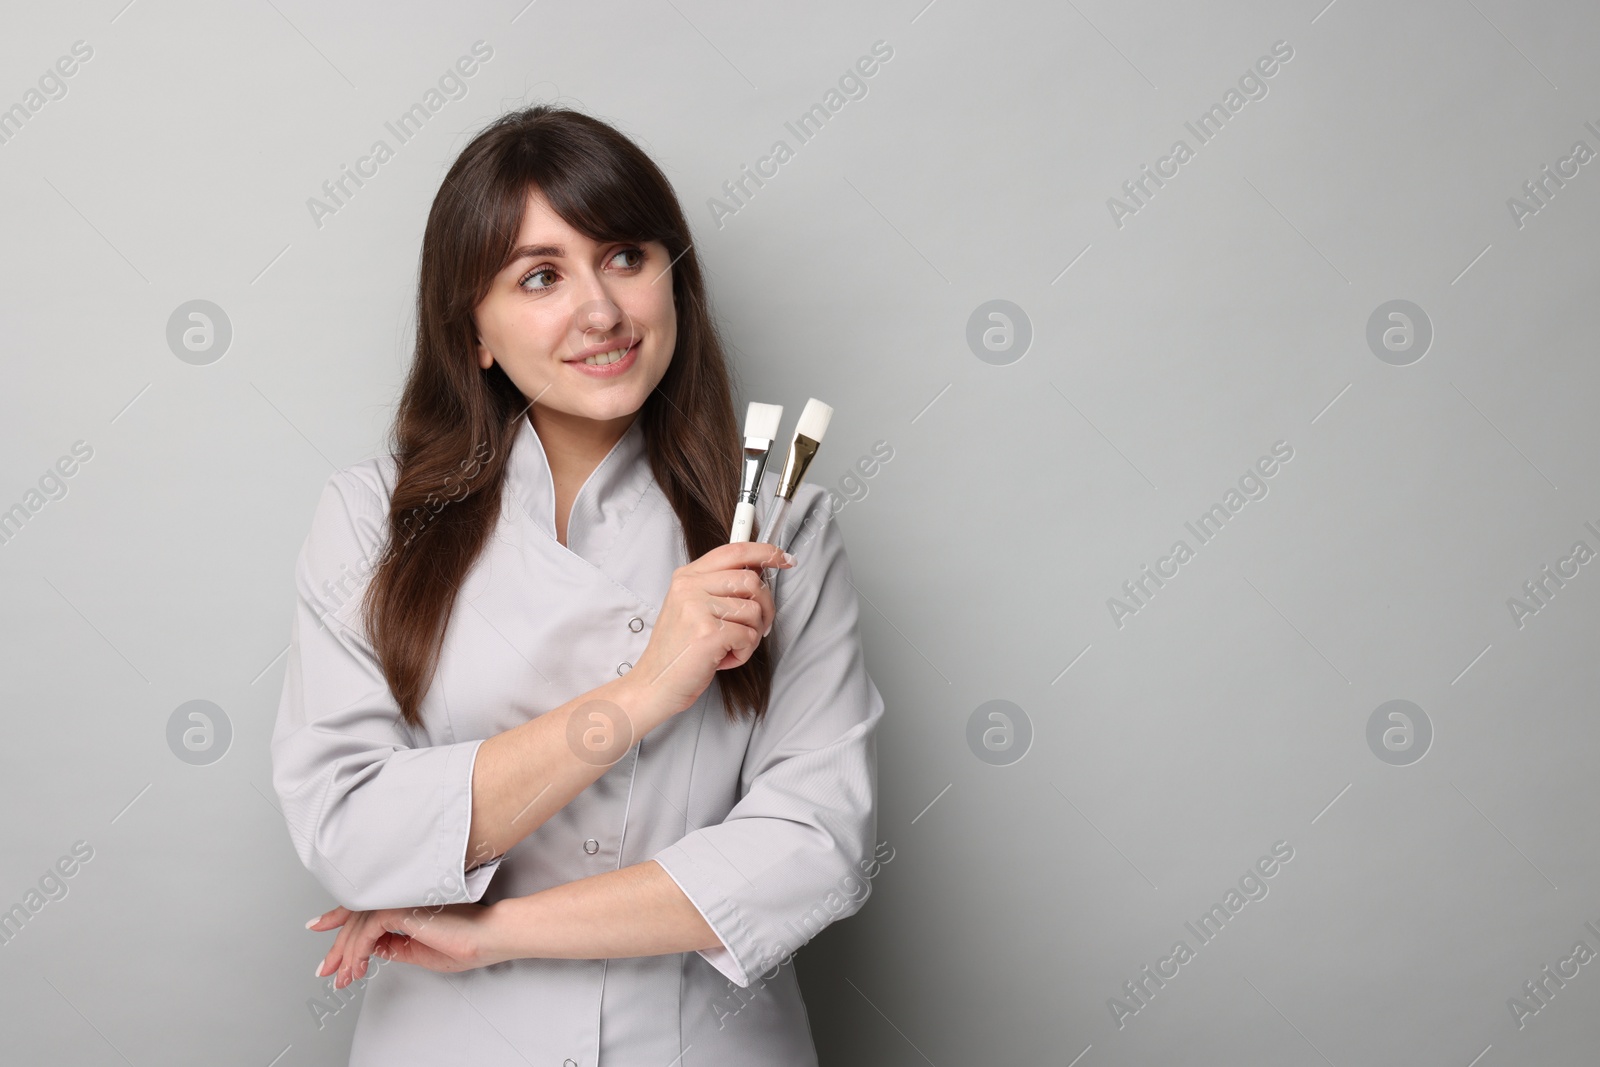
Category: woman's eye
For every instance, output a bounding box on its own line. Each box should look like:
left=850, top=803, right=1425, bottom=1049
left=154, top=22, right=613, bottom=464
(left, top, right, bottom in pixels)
left=520, top=267, right=557, bottom=291
left=519, top=248, right=642, bottom=292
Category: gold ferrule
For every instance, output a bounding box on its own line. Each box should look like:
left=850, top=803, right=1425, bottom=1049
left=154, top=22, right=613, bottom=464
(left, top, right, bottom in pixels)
left=776, top=434, right=821, bottom=501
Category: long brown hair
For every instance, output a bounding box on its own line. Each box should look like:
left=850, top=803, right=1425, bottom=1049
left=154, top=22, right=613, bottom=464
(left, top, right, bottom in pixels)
left=361, top=104, right=773, bottom=729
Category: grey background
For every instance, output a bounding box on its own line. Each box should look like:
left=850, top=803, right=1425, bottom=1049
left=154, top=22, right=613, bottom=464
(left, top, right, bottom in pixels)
left=2, top=0, right=1596, bottom=1064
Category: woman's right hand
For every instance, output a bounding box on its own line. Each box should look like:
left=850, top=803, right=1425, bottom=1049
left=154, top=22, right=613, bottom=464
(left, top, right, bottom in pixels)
left=623, top=540, right=794, bottom=720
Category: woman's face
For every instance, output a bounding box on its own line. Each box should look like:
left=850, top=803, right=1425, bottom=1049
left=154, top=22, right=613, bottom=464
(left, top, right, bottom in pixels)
left=473, top=187, right=676, bottom=429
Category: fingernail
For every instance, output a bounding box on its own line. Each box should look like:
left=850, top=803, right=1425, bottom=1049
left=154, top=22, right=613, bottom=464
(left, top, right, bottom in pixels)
left=305, top=917, right=320, bottom=929
left=314, top=960, right=326, bottom=978
left=763, top=621, right=772, bottom=637
left=782, top=551, right=796, bottom=566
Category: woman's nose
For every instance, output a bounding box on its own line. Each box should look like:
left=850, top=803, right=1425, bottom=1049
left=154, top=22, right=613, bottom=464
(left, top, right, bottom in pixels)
left=571, top=295, right=626, bottom=342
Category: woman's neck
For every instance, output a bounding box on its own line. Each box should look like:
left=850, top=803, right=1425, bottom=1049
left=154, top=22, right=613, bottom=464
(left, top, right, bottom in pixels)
left=528, top=408, right=638, bottom=546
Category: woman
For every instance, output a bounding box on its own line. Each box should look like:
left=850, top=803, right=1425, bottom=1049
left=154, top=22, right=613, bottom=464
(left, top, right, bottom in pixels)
left=269, top=105, right=884, bottom=1066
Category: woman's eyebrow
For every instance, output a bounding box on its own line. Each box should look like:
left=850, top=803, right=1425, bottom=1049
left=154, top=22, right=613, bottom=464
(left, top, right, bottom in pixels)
left=508, top=243, right=565, bottom=261
left=502, top=239, right=641, bottom=271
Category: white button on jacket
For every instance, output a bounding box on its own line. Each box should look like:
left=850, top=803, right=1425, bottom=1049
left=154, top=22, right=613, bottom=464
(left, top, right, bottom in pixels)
left=270, top=412, right=885, bottom=1066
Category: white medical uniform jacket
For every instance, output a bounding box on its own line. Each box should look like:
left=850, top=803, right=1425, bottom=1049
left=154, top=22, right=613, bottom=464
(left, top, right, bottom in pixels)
left=270, top=412, right=884, bottom=1066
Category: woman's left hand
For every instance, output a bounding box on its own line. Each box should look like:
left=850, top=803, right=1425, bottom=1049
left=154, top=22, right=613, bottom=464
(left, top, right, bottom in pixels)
left=309, top=901, right=511, bottom=989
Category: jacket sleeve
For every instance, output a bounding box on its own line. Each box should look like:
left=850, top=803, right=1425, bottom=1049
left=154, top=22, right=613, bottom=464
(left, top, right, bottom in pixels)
left=269, top=469, right=504, bottom=912
left=649, top=486, right=885, bottom=987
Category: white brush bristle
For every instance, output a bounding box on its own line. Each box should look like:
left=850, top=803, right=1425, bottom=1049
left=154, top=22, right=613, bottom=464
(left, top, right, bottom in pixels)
left=795, top=398, right=832, bottom=443
left=744, top=401, right=784, bottom=441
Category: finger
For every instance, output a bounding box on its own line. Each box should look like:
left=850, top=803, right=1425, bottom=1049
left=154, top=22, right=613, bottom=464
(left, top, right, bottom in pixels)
left=319, top=909, right=361, bottom=981
left=741, top=541, right=790, bottom=573
left=344, top=911, right=393, bottom=987
left=705, top=608, right=762, bottom=665
left=716, top=635, right=761, bottom=669
left=334, top=911, right=379, bottom=989
left=745, top=541, right=793, bottom=573
left=307, top=905, right=350, bottom=932
left=705, top=595, right=763, bottom=632
left=349, top=915, right=392, bottom=988
left=702, top=567, right=766, bottom=599
left=327, top=915, right=356, bottom=988
left=371, top=931, right=410, bottom=965
left=759, top=586, right=776, bottom=638
left=685, top=541, right=794, bottom=575
left=753, top=575, right=775, bottom=618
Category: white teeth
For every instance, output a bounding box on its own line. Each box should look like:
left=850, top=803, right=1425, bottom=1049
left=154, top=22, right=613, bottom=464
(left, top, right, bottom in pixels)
left=582, top=345, right=630, bottom=366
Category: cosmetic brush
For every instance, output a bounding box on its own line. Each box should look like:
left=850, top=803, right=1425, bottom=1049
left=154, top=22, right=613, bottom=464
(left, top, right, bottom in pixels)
left=729, top=401, right=784, bottom=543
left=758, top=397, right=832, bottom=580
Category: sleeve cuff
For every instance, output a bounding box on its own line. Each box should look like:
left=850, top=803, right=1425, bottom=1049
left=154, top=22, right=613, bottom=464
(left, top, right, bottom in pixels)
left=446, top=739, right=501, bottom=904
left=462, top=857, right=503, bottom=901
left=651, top=850, right=753, bottom=987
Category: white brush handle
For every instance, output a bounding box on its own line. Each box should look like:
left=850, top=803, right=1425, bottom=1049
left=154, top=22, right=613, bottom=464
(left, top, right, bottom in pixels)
left=729, top=500, right=755, bottom=543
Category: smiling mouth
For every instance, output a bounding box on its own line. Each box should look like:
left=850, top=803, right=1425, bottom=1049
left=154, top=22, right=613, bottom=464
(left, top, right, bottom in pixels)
left=578, top=343, right=634, bottom=367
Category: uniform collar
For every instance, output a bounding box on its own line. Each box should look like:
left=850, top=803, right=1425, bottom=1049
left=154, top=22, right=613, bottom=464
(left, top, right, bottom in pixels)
left=505, top=411, right=655, bottom=561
